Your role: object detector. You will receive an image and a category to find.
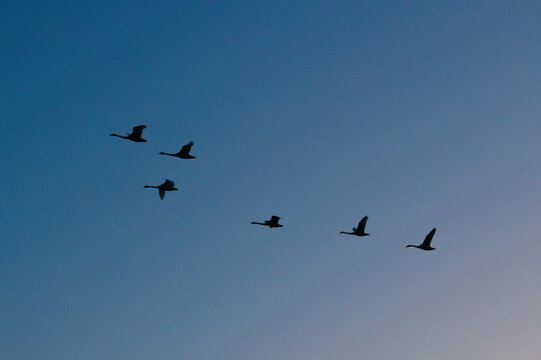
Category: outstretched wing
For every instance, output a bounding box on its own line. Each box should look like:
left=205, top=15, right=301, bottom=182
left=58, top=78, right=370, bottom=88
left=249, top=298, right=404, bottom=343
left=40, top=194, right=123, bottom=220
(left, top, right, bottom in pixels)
left=421, top=228, right=436, bottom=247
left=357, top=216, right=368, bottom=233
left=179, top=141, right=194, bottom=155
left=131, top=125, right=147, bottom=138
left=159, top=188, right=165, bottom=200
left=164, top=179, right=175, bottom=188
left=269, top=216, right=280, bottom=225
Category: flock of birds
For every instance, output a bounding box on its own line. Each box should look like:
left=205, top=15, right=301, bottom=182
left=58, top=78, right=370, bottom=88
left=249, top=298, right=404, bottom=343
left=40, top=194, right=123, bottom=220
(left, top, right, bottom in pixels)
left=111, top=125, right=438, bottom=251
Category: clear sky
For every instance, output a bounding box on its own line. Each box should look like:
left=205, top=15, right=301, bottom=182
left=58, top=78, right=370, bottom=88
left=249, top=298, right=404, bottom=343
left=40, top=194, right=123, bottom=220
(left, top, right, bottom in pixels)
left=1, top=1, right=541, bottom=359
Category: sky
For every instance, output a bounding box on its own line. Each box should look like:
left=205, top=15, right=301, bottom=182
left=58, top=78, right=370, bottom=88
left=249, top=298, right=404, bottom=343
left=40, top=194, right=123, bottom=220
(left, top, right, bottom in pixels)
left=1, top=1, right=541, bottom=359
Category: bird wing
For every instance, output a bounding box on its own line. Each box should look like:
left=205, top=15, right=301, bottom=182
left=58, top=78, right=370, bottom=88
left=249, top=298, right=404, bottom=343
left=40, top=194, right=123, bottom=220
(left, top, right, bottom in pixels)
left=357, top=216, right=368, bottom=233
left=179, top=141, right=194, bottom=155
left=131, top=125, right=147, bottom=138
left=164, top=179, right=175, bottom=188
left=421, top=228, right=436, bottom=247
left=159, top=188, right=165, bottom=200
left=269, top=216, right=280, bottom=225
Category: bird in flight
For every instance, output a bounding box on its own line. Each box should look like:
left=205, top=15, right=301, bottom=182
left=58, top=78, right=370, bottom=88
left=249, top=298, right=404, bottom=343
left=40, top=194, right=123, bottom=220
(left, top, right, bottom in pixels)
left=340, top=216, right=369, bottom=237
left=159, top=141, right=196, bottom=159
left=110, top=125, right=147, bottom=142
left=406, top=228, right=437, bottom=251
left=144, top=179, right=178, bottom=199
left=251, top=216, right=283, bottom=228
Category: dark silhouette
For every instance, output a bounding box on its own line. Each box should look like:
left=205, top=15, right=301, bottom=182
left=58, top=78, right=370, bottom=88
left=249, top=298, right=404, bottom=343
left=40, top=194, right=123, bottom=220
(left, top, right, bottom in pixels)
left=251, top=215, right=283, bottom=228
left=144, top=179, right=178, bottom=200
left=406, top=228, right=437, bottom=251
left=110, top=125, right=147, bottom=142
left=340, top=216, right=369, bottom=237
left=159, top=141, right=196, bottom=159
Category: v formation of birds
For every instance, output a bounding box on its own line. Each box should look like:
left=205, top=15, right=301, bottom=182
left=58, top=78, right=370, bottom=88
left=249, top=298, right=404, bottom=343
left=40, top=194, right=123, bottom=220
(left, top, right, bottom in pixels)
left=111, top=125, right=438, bottom=251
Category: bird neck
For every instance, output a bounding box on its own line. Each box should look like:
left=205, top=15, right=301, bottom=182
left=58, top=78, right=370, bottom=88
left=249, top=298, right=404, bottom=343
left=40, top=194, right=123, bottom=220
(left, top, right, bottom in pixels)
left=110, top=134, right=127, bottom=139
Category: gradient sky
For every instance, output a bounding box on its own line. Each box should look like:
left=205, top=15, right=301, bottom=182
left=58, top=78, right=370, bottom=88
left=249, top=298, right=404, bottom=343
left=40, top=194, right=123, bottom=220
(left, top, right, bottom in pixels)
left=1, top=1, right=541, bottom=359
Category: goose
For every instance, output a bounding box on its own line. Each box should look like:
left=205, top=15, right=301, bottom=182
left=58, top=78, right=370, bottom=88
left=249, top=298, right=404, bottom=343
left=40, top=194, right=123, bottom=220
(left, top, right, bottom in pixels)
left=406, top=228, right=436, bottom=251
left=144, top=179, right=178, bottom=200
left=159, top=141, right=196, bottom=159
left=340, top=216, right=369, bottom=237
left=110, top=125, right=147, bottom=142
left=251, top=215, right=283, bottom=228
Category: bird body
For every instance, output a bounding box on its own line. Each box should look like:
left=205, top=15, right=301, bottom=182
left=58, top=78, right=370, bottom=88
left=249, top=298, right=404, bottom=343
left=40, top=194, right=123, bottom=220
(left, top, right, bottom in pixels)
left=110, top=125, right=147, bottom=142
left=144, top=179, right=178, bottom=199
left=251, top=215, right=283, bottom=228
left=406, top=228, right=436, bottom=251
left=159, top=141, right=196, bottom=159
left=340, top=216, right=369, bottom=236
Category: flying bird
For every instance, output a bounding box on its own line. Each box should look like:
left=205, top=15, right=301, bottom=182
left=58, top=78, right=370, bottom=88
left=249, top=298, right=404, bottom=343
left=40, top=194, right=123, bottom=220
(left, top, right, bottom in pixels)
left=144, top=179, right=178, bottom=200
left=340, top=216, right=369, bottom=237
left=406, top=228, right=437, bottom=251
left=110, top=125, right=147, bottom=142
left=159, top=141, right=196, bottom=159
left=251, top=216, right=283, bottom=228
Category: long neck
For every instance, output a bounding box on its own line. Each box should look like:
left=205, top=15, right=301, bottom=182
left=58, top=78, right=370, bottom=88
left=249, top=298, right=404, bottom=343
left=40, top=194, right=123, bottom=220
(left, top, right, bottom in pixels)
left=340, top=231, right=354, bottom=235
left=251, top=222, right=266, bottom=226
left=405, top=245, right=417, bottom=248
left=159, top=152, right=175, bottom=156
left=144, top=185, right=158, bottom=188
left=110, top=133, right=128, bottom=139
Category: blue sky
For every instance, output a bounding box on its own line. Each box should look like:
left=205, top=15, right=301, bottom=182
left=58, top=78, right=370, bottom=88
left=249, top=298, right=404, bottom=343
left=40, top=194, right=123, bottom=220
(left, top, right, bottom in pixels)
left=1, top=1, right=541, bottom=359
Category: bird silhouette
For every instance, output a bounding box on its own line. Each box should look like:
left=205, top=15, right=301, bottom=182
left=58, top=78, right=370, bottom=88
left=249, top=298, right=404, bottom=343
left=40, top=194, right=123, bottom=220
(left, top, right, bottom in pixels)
left=144, top=179, right=178, bottom=199
left=159, top=141, right=196, bottom=159
left=110, top=125, right=147, bottom=142
left=251, top=215, right=283, bottom=228
left=340, top=216, right=369, bottom=237
left=406, top=228, right=437, bottom=251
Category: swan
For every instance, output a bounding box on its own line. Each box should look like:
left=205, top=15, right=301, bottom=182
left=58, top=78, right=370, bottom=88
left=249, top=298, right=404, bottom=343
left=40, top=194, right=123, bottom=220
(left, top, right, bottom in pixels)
left=144, top=179, right=178, bottom=200
left=340, top=216, right=369, bottom=237
left=251, top=216, right=283, bottom=228
left=110, top=125, right=147, bottom=142
left=406, top=228, right=437, bottom=251
left=159, top=141, right=196, bottom=159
